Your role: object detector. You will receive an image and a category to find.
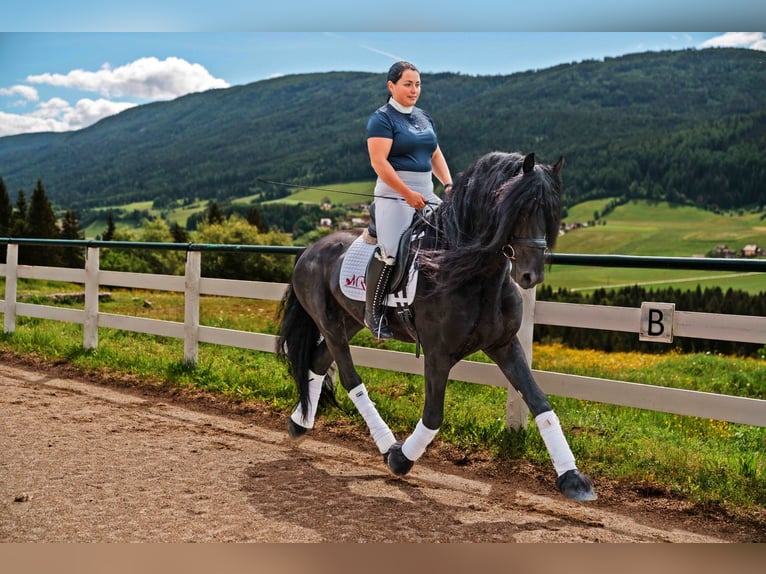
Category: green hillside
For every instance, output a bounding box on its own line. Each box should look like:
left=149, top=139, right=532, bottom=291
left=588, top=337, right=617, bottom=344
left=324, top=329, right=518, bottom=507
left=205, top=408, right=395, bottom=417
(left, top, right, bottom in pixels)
left=260, top=181, right=376, bottom=206
left=549, top=200, right=766, bottom=293
left=1, top=48, right=764, bottom=215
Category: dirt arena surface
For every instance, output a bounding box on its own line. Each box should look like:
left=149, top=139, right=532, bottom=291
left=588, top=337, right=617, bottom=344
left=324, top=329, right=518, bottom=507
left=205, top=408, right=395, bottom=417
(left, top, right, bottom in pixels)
left=1, top=354, right=764, bottom=543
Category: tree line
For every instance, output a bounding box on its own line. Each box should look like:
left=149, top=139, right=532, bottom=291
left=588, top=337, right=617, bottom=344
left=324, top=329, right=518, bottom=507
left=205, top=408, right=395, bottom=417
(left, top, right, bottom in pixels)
left=0, top=177, right=84, bottom=267
left=536, top=284, right=766, bottom=357
left=0, top=176, right=295, bottom=281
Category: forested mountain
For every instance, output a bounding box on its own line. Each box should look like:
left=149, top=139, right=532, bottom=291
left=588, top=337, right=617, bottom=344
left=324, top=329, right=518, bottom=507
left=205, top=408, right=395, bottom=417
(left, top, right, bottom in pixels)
left=0, top=48, right=763, bottom=212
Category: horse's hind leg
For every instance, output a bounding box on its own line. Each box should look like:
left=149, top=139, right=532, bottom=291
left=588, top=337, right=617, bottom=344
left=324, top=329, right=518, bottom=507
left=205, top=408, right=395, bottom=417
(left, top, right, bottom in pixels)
left=287, top=340, right=337, bottom=440
left=326, top=322, right=399, bottom=454
left=295, top=317, right=398, bottom=455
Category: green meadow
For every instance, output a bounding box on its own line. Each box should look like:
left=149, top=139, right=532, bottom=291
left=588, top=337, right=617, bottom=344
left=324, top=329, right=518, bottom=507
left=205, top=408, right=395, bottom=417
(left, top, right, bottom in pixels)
left=551, top=198, right=766, bottom=294
left=259, top=180, right=376, bottom=206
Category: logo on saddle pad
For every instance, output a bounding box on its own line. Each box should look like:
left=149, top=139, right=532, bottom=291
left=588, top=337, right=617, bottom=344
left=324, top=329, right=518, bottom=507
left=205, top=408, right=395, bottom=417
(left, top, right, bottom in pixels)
left=339, top=233, right=420, bottom=306
left=345, top=273, right=366, bottom=291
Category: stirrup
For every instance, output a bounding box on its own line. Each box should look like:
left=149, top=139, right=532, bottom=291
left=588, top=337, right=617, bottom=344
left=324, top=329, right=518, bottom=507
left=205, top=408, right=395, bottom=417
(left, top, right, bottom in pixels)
left=365, top=315, right=393, bottom=340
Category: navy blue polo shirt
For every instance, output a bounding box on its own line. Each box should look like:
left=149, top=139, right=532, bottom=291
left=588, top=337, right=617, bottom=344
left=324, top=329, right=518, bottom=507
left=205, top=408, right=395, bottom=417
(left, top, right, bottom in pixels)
left=366, top=103, right=439, bottom=173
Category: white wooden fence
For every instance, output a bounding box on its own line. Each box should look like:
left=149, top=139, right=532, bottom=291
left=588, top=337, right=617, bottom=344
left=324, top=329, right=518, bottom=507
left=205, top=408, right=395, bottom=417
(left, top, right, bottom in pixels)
left=1, top=242, right=764, bottom=429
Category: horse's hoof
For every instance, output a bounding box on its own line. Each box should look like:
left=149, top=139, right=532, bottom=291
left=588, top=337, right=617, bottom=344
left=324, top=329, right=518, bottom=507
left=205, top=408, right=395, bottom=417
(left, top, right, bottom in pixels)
left=384, top=441, right=414, bottom=476
left=557, top=469, right=597, bottom=501
left=287, top=418, right=308, bottom=442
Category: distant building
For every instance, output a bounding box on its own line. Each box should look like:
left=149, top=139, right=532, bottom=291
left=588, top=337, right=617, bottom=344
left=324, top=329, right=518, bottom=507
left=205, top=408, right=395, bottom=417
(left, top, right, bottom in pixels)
left=740, top=244, right=763, bottom=257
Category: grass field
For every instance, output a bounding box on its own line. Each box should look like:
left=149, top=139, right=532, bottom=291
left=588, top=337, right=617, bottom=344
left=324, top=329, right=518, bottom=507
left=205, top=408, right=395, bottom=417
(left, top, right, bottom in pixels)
left=259, top=180, right=375, bottom=206
left=549, top=198, right=766, bottom=293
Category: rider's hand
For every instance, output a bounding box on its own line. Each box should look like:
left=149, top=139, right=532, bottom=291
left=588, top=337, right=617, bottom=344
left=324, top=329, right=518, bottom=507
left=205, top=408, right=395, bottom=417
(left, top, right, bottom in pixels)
left=404, top=190, right=427, bottom=209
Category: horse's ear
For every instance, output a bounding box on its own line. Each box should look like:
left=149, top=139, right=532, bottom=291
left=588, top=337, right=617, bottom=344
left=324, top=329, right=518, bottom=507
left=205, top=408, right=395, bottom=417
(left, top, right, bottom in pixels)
left=553, top=156, right=564, bottom=176
left=523, top=153, right=535, bottom=174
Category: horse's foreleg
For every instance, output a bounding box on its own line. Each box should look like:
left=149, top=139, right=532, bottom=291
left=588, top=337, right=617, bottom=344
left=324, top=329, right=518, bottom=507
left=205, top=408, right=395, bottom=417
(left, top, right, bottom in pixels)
left=386, top=357, right=449, bottom=476
left=485, top=339, right=597, bottom=501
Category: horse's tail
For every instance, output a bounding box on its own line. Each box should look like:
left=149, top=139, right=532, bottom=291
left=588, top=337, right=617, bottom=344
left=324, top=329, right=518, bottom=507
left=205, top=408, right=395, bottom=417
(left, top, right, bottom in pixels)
left=276, top=282, right=322, bottom=417
left=277, top=283, right=336, bottom=420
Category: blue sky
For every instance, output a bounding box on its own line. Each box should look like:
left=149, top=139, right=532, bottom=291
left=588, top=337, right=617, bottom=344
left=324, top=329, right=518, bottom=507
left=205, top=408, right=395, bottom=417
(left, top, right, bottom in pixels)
left=1, top=1, right=765, bottom=137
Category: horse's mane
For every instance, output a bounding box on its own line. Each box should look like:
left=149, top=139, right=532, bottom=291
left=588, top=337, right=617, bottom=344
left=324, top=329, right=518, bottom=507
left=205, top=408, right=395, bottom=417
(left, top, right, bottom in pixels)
left=418, top=151, right=562, bottom=294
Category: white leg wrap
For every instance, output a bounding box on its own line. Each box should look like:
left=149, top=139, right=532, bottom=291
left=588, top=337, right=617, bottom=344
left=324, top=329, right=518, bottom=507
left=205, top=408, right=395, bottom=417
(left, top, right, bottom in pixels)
left=402, top=419, right=439, bottom=462
left=535, top=410, right=577, bottom=476
left=290, top=370, right=324, bottom=429
left=348, top=384, right=397, bottom=454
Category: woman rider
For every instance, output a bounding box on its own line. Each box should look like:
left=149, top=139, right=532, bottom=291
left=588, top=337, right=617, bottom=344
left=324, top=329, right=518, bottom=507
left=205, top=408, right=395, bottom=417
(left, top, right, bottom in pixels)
left=365, top=60, right=453, bottom=340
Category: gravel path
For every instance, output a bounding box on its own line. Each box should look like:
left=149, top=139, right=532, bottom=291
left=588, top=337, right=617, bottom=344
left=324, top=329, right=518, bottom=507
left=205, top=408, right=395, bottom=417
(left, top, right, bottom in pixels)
left=1, top=360, right=762, bottom=542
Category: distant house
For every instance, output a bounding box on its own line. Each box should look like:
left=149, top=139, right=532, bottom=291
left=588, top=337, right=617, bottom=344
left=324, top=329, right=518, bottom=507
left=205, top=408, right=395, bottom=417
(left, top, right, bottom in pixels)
left=559, top=222, right=588, bottom=234
left=319, top=218, right=332, bottom=228
left=740, top=244, right=763, bottom=257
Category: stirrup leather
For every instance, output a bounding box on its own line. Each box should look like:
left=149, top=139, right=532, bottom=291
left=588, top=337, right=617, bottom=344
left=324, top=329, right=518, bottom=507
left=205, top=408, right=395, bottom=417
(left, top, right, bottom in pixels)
left=364, top=249, right=394, bottom=340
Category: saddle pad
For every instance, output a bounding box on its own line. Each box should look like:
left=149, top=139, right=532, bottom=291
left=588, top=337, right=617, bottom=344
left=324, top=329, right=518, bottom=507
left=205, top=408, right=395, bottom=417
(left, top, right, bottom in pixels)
left=339, top=235, right=418, bottom=306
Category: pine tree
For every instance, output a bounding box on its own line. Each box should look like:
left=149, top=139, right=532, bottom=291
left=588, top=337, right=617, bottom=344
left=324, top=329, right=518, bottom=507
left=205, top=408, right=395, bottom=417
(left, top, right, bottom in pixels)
left=25, top=179, right=61, bottom=265
left=12, top=189, right=27, bottom=237
left=247, top=206, right=268, bottom=232
left=60, top=209, right=85, bottom=268
left=102, top=212, right=116, bottom=241
left=206, top=201, right=224, bottom=225
left=0, top=178, right=11, bottom=236
left=0, top=178, right=10, bottom=264
left=170, top=221, right=189, bottom=243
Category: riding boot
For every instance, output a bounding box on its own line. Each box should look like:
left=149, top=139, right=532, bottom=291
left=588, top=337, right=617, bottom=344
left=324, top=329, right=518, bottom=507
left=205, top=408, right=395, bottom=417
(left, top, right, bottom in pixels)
left=364, top=248, right=395, bottom=340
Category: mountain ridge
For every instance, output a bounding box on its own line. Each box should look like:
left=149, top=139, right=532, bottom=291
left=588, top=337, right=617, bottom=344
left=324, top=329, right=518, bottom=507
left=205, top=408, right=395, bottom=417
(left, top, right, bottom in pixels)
left=0, top=48, right=763, bottom=212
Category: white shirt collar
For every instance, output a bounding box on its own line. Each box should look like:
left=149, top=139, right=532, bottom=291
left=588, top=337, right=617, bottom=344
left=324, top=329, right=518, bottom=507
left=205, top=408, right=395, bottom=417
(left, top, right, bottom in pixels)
left=388, top=97, right=414, bottom=114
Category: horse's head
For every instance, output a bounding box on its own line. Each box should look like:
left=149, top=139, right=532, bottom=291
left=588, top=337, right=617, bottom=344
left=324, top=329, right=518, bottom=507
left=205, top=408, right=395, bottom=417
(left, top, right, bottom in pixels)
left=419, top=151, right=562, bottom=296
left=501, top=153, right=563, bottom=289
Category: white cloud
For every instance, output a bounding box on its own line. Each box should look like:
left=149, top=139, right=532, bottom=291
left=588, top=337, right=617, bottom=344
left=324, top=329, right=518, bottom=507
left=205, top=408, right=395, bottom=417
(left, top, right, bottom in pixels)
left=26, top=56, right=230, bottom=100
left=1, top=55, right=228, bottom=136
left=700, top=32, right=766, bottom=51
left=0, top=85, right=40, bottom=101
left=31, top=97, right=72, bottom=119
left=0, top=98, right=137, bottom=137
left=63, top=98, right=137, bottom=129
left=0, top=111, right=67, bottom=136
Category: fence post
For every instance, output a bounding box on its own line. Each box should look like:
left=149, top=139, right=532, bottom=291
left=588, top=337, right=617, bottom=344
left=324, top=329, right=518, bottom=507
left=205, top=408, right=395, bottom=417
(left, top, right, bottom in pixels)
left=3, top=244, right=18, bottom=334
left=83, top=247, right=100, bottom=349
left=184, top=250, right=201, bottom=365
left=505, top=286, right=535, bottom=431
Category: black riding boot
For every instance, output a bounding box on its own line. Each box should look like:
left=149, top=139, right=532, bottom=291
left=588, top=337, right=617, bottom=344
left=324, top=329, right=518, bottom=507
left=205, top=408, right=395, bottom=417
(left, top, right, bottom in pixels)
left=364, top=249, right=394, bottom=340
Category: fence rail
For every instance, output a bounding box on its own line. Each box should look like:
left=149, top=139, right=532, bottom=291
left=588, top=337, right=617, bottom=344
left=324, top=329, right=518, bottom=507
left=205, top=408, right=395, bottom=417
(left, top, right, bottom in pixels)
left=1, top=238, right=764, bottom=429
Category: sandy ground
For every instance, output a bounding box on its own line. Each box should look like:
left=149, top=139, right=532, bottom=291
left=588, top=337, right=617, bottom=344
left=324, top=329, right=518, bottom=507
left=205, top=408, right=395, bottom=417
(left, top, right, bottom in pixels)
left=1, top=356, right=764, bottom=543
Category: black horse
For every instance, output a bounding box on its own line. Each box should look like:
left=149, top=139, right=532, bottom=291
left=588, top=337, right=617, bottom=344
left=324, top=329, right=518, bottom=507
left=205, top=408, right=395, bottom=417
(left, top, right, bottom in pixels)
left=276, top=151, right=596, bottom=501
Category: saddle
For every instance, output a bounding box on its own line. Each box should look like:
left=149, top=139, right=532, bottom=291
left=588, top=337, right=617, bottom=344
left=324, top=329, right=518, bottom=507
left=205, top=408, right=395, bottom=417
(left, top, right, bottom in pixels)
left=365, top=201, right=423, bottom=294
left=338, top=220, right=424, bottom=305
left=339, top=206, right=428, bottom=352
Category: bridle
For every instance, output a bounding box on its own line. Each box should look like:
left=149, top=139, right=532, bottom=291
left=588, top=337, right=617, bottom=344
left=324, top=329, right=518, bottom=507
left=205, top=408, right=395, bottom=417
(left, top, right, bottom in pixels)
left=501, top=237, right=549, bottom=262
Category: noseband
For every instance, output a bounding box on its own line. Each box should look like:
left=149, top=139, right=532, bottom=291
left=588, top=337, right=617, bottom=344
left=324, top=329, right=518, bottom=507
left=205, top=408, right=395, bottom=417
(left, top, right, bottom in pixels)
left=501, top=237, right=548, bottom=262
